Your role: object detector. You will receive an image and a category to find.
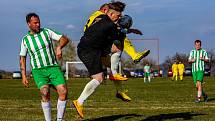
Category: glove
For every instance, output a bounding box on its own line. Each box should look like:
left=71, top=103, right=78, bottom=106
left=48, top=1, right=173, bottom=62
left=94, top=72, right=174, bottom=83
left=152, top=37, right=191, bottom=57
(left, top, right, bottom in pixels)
left=127, top=28, right=143, bottom=35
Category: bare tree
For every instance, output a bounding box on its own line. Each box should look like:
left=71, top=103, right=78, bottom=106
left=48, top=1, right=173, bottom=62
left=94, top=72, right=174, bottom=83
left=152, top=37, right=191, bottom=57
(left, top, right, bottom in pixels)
left=53, top=37, right=77, bottom=74
left=162, top=53, right=190, bottom=71
left=207, top=49, right=215, bottom=69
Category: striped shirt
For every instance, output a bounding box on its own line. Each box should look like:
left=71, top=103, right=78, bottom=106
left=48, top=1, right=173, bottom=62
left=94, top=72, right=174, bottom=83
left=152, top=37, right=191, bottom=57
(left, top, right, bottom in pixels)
left=20, top=28, right=62, bottom=69
left=144, top=65, right=150, bottom=73
left=188, top=48, right=209, bottom=72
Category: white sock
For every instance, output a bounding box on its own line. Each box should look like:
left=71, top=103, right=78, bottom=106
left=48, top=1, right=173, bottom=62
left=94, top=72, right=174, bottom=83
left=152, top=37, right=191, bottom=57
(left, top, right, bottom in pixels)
left=41, top=101, right=51, bottom=121
left=57, top=99, right=67, bottom=121
left=111, top=52, right=121, bottom=75
left=198, top=91, right=202, bottom=98
left=78, top=79, right=100, bottom=105
left=148, top=77, right=151, bottom=82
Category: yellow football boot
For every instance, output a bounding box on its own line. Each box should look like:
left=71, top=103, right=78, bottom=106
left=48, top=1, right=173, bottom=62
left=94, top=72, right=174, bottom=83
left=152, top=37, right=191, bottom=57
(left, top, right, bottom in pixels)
left=109, top=73, right=128, bottom=81
left=72, top=100, right=84, bottom=118
left=116, top=91, right=131, bottom=102
left=133, top=50, right=150, bottom=64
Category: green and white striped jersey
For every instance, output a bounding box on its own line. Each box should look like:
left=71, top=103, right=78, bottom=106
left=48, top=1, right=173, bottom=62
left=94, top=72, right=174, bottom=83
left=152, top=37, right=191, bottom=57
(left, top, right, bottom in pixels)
left=20, top=28, right=62, bottom=69
left=144, top=65, right=150, bottom=73
left=188, top=48, right=209, bottom=72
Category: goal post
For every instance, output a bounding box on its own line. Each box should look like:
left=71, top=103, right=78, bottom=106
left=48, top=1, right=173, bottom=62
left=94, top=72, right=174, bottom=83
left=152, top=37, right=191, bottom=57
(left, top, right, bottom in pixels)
left=65, top=61, right=84, bottom=80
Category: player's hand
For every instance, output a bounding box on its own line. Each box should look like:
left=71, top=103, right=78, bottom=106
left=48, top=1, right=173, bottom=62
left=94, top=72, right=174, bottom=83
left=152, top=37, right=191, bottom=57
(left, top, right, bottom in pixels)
left=22, top=77, right=29, bottom=88
left=191, top=58, right=196, bottom=62
left=200, top=57, right=204, bottom=61
left=127, top=28, right=143, bottom=35
left=56, top=46, right=62, bottom=59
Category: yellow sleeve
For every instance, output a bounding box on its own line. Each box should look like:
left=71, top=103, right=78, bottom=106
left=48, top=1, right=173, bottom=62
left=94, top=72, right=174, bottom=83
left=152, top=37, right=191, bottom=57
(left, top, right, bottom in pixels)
left=84, top=11, right=104, bottom=32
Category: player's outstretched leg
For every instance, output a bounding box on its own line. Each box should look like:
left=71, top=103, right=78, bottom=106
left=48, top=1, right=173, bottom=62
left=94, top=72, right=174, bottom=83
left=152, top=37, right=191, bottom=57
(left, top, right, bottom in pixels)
left=123, top=37, right=150, bottom=64
left=133, top=50, right=150, bottom=64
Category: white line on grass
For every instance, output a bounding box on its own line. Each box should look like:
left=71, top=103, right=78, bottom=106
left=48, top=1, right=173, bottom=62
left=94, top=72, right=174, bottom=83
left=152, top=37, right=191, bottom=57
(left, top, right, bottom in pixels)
left=1, top=105, right=215, bottom=110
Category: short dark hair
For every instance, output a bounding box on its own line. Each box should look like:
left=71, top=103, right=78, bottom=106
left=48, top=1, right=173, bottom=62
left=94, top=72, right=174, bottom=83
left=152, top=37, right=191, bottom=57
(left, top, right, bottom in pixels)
left=26, top=13, right=39, bottom=23
left=109, top=1, right=126, bottom=12
left=195, top=39, right=201, bottom=45
left=100, top=3, right=110, bottom=10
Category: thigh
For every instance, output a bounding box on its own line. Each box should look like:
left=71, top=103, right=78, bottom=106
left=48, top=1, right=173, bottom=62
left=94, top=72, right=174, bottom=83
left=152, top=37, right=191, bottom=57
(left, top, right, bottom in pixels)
left=196, top=71, right=204, bottom=83
left=48, top=66, right=66, bottom=87
left=192, top=71, right=197, bottom=84
left=32, top=69, right=49, bottom=89
left=78, top=48, right=103, bottom=76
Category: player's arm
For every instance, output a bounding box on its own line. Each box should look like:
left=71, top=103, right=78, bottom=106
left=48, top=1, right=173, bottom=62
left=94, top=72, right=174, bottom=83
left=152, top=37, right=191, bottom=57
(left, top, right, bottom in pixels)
left=188, top=51, right=195, bottom=63
left=203, top=58, right=209, bottom=62
left=20, top=39, right=29, bottom=87
left=200, top=51, right=209, bottom=62
left=47, top=28, right=69, bottom=59
left=199, top=57, right=209, bottom=62
left=126, top=28, right=143, bottom=35
left=20, top=56, right=29, bottom=87
left=104, top=16, right=122, bottom=53
left=56, top=35, right=69, bottom=59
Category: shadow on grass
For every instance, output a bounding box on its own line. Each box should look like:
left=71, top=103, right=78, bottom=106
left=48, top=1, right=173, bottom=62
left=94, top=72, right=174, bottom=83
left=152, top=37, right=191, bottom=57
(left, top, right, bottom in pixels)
left=207, top=97, right=215, bottom=102
left=141, top=112, right=206, bottom=121
left=84, top=114, right=144, bottom=121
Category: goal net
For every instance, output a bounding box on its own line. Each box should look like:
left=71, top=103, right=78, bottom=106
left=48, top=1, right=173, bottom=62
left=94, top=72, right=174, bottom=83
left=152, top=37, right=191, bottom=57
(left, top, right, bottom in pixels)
left=65, top=61, right=88, bottom=80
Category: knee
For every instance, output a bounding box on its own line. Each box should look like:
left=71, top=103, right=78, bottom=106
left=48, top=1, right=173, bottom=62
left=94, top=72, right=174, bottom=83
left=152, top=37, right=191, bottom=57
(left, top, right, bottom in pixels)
left=94, top=76, right=103, bottom=83
left=57, top=85, right=68, bottom=100
left=95, top=77, right=103, bottom=83
left=58, top=86, right=68, bottom=95
left=92, top=73, right=103, bottom=83
left=40, top=86, right=50, bottom=101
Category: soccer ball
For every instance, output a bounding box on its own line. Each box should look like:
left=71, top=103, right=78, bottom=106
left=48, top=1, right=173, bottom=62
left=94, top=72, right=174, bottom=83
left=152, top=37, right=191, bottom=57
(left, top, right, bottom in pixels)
left=118, top=15, right=133, bottom=29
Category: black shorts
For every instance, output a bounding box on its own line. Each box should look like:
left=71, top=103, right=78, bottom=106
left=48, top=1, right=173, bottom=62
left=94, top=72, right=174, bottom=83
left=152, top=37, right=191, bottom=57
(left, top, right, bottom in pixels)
left=77, top=48, right=103, bottom=76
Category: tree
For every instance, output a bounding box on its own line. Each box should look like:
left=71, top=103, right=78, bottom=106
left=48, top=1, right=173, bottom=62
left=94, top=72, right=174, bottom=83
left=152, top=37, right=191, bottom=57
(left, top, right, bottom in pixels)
left=161, top=52, right=189, bottom=71
left=53, top=37, right=77, bottom=72
left=172, top=52, right=190, bottom=67
left=207, top=49, right=215, bottom=69
left=207, top=49, right=215, bottom=76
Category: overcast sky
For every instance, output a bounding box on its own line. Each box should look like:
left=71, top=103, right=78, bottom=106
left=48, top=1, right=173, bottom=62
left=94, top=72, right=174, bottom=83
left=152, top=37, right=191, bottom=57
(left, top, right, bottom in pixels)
left=1, top=0, right=215, bottom=71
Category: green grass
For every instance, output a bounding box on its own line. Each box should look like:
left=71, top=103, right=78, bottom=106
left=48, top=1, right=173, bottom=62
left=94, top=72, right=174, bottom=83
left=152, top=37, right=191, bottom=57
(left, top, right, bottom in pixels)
left=0, top=77, right=215, bottom=121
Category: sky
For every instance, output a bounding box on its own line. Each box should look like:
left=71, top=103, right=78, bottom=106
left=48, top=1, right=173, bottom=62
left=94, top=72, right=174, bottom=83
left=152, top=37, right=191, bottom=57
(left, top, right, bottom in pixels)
left=1, top=0, right=215, bottom=71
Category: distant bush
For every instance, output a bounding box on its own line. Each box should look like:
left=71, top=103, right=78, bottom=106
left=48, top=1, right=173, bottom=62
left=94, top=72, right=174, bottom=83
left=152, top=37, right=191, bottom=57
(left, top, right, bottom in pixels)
left=0, top=70, right=12, bottom=79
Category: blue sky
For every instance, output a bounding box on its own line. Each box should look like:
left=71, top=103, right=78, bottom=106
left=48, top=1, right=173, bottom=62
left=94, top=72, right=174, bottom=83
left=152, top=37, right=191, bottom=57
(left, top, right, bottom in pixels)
left=1, top=0, right=215, bottom=71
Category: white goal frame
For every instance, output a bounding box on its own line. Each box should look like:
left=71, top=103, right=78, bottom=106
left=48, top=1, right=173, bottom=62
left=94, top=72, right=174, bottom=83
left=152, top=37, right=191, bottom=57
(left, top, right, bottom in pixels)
left=65, top=61, right=83, bottom=80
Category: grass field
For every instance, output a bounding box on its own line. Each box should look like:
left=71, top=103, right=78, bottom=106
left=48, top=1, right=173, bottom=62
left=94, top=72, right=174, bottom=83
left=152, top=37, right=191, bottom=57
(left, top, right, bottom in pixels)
left=0, top=77, right=215, bottom=121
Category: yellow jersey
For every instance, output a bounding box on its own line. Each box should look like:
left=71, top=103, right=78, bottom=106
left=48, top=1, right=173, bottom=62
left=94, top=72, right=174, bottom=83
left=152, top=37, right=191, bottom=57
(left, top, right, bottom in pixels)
left=84, top=10, right=104, bottom=32
left=172, top=64, right=178, bottom=73
left=178, top=63, right=184, bottom=71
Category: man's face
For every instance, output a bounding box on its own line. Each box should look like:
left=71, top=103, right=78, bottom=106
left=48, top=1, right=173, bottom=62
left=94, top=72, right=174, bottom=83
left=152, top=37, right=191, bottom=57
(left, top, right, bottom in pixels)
left=195, top=42, right=201, bottom=50
left=101, top=5, right=109, bottom=14
left=108, top=10, right=121, bottom=22
left=27, top=16, right=40, bottom=33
